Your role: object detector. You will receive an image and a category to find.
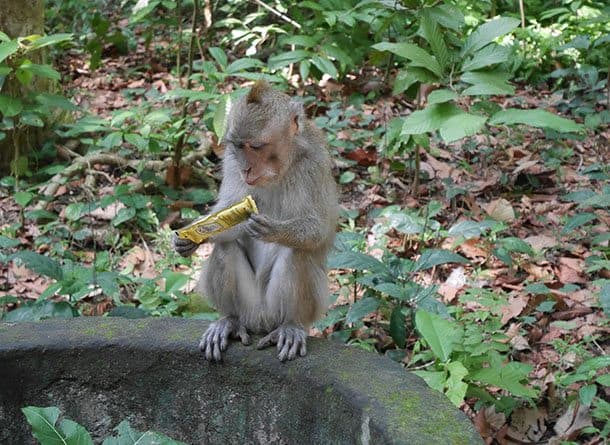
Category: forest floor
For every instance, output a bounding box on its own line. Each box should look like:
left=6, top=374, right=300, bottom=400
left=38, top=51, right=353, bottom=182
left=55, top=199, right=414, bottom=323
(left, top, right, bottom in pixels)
left=1, top=28, right=609, bottom=445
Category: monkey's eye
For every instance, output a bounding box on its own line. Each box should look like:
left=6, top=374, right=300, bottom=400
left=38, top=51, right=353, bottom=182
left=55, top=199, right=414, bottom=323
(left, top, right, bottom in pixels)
left=250, top=143, right=265, bottom=150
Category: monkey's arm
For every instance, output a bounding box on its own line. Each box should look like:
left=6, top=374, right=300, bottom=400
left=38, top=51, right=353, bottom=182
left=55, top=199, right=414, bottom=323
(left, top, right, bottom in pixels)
left=246, top=214, right=328, bottom=250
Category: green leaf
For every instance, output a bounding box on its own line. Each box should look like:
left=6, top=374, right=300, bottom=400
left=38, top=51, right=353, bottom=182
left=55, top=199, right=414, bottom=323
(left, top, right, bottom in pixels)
left=112, top=207, right=137, bottom=226
left=393, top=68, right=437, bottom=95
left=268, top=50, right=310, bottom=70
left=124, top=133, right=148, bottom=151
left=462, top=44, right=510, bottom=71
left=346, top=297, right=380, bottom=324
left=0, top=94, right=24, bottom=117
left=470, top=362, right=538, bottom=398
left=413, top=249, right=469, bottom=272
left=226, top=58, right=264, bottom=74
left=0, top=31, right=10, bottom=42
left=600, top=284, right=610, bottom=317
left=102, top=420, right=187, bottom=445
left=415, top=309, right=462, bottom=362
left=20, top=112, right=44, bottom=127
left=489, top=109, right=583, bottom=133
left=26, top=33, right=73, bottom=50
left=22, top=406, right=93, bottom=445
left=100, top=131, right=123, bottom=149
left=427, top=89, right=458, bottom=105
left=0, top=40, right=18, bottom=63
left=402, top=103, right=462, bottom=135
left=372, top=42, right=442, bottom=77
left=579, top=385, right=596, bottom=407
left=339, top=171, right=355, bottom=184
left=14, top=190, right=34, bottom=207
left=310, top=55, right=338, bottom=79
left=461, top=17, right=520, bottom=56
left=2, top=301, right=76, bottom=322
left=419, top=11, right=450, bottom=70
left=413, top=370, right=446, bottom=392
left=213, top=95, right=231, bottom=141
left=35, top=93, right=77, bottom=110
left=429, top=4, right=464, bottom=31
left=208, top=47, right=227, bottom=69
left=0, top=235, right=20, bottom=248
left=374, top=282, right=409, bottom=301
left=18, top=62, right=61, bottom=81
left=390, top=306, right=406, bottom=348
left=445, top=361, right=469, bottom=406
left=439, top=113, right=487, bottom=142
left=327, top=251, right=389, bottom=274
left=448, top=220, right=494, bottom=238
left=562, top=213, right=597, bottom=234
left=10, top=251, right=63, bottom=280
left=163, top=271, right=189, bottom=293
left=461, top=70, right=514, bottom=96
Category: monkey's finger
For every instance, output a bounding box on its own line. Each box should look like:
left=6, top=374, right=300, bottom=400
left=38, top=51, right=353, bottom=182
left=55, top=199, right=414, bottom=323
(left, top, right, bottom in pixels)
left=287, top=339, right=300, bottom=360
left=212, top=339, right=222, bottom=361
left=278, top=343, right=290, bottom=362
left=237, top=326, right=252, bottom=345
left=299, top=340, right=307, bottom=357
left=256, top=331, right=277, bottom=349
left=277, top=329, right=286, bottom=352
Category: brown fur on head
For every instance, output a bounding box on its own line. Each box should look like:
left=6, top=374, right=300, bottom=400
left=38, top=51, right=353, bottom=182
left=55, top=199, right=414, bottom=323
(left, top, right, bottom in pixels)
left=246, top=80, right=272, bottom=104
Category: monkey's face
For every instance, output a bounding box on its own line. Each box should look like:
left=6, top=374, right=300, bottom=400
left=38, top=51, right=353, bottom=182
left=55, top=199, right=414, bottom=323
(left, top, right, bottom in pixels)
left=225, top=116, right=297, bottom=188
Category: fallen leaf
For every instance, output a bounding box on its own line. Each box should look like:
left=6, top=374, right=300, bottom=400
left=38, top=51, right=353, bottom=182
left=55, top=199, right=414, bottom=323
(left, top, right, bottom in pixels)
left=524, top=235, right=557, bottom=251
left=484, top=198, right=516, bottom=223
left=501, top=296, right=529, bottom=325
left=553, top=403, right=592, bottom=440
left=508, top=406, right=547, bottom=443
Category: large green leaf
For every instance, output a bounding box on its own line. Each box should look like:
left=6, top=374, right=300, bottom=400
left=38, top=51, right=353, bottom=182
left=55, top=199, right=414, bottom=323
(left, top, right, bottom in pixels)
left=462, top=44, right=510, bottom=71
left=372, top=42, right=442, bottom=77
left=26, top=33, right=73, bottom=51
left=35, top=93, right=77, bottom=110
left=461, top=17, right=520, bottom=56
left=413, top=249, right=469, bottom=272
left=470, top=362, right=538, bottom=398
left=428, top=4, right=464, bottom=31
left=346, top=297, right=380, bottom=324
left=0, top=40, right=18, bottom=63
left=445, top=361, right=469, bottom=406
left=310, top=55, right=338, bottom=79
left=461, top=70, right=514, bottom=96
left=489, top=108, right=583, bottom=133
left=18, top=62, right=61, bottom=81
left=213, top=95, right=231, bottom=141
left=427, top=89, right=458, bottom=105
left=393, top=68, right=437, bottom=95
left=419, top=11, right=450, bottom=70
left=208, top=47, right=227, bottom=69
left=2, top=301, right=76, bottom=322
left=268, top=50, right=310, bottom=70
left=390, top=306, right=407, bottom=348
left=327, top=251, right=389, bottom=274
left=439, top=113, right=487, bottom=142
left=226, top=58, right=265, bottom=74
left=10, top=251, right=63, bottom=280
left=402, top=103, right=462, bottom=135
left=415, top=309, right=463, bottom=362
left=22, top=406, right=93, bottom=445
left=0, top=94, right=24, bottom=117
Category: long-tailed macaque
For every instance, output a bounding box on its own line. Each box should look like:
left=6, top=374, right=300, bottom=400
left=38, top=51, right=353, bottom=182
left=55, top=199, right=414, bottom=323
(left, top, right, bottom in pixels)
left=173, top=81, right=338, bottom=361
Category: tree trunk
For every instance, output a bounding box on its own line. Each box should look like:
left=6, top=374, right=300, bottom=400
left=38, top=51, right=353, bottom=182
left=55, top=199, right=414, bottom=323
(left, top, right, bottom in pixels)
left=0, top=0, right=45, bottom=175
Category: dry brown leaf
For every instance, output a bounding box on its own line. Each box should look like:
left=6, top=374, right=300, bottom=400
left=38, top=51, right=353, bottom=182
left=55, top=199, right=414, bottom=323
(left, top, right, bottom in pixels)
left=458, top=238, right=489, bottom=259
left=89, top=202, right=125, bottom=220
left=484, top=198, right=516, bottom=223
left=501, top=296, right=529, bottom=325
left=553, top=403, right=592, bottom=440
left=524, top=235, right=557, bottom=251
left=508, top=407, right=547, bottom=443
left=510, top=335, right=531, bottom=351
left=556, top=257, right=586, bottom=284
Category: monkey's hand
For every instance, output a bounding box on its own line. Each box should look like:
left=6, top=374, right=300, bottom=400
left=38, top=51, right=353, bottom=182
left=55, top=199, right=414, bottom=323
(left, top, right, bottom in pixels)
left=199, top=316, right=251, bottom=361
left=172, top=233, right=199, bottom=257
left=245, top=214, right=282, bottom=242
left=256, top=324, right=307, bottom=362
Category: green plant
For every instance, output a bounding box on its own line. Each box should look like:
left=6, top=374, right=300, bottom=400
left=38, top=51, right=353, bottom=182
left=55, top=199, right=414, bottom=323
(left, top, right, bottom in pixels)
left=0, top=32, right=75, bottom=174
left=23, top=405, right=186, bottom=445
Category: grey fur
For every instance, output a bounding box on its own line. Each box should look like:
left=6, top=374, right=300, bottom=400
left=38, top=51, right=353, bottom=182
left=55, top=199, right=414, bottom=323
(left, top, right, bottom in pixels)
left=173, top=84, right=338, bottom=361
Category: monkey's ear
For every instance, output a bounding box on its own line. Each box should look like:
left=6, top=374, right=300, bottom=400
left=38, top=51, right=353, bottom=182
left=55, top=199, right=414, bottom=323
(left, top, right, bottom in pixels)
left=247, top=80, right=271, bottom=104
left=289, top=101, right=304, bottom=134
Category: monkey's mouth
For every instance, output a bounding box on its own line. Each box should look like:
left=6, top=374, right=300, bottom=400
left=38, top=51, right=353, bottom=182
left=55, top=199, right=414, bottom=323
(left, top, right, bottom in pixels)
left=245, top=175, right=262, bottom=186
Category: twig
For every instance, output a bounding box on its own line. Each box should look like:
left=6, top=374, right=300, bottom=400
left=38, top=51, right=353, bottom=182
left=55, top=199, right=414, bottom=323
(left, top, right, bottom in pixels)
left=250, top=0, right=301, bottom=29
left=518, top=0, right=525, bottom=29
left=172, top=0, right=199, bottom=188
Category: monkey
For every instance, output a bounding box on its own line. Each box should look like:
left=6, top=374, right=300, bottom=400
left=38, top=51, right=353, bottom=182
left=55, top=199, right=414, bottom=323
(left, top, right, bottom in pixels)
left=173, top=80, right=338, bottom=362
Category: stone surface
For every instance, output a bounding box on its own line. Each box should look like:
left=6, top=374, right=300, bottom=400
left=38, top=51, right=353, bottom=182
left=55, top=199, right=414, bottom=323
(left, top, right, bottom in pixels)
left=0, top=317, right=482, bottom=444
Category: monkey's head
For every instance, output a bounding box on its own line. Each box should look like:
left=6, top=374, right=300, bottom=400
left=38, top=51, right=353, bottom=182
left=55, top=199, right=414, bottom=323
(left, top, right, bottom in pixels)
left=223, top=81, right=304, bottom=187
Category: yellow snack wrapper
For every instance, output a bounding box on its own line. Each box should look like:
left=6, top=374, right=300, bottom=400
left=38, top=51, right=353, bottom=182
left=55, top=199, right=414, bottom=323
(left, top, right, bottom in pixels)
left=175, top=195, right=258, bottom=244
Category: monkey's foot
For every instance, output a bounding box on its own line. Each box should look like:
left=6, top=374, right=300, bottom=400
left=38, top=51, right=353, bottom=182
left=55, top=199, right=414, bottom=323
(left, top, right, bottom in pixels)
left=256, top=324, right=307, bottom=362
left=199, top=317, right=251, bottom=361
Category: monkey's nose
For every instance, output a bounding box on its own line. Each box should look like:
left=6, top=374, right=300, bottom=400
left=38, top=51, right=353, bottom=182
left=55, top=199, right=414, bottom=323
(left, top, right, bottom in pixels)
left=243, top=167, right=251, bottom=174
